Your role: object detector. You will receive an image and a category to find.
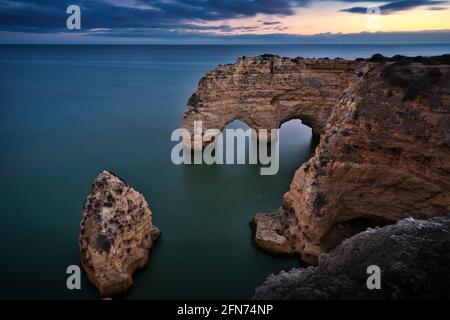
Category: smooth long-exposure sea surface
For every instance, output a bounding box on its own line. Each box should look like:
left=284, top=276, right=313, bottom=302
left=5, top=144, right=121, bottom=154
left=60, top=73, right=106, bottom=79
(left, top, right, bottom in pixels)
left=0, top=44, right=449, bottom=299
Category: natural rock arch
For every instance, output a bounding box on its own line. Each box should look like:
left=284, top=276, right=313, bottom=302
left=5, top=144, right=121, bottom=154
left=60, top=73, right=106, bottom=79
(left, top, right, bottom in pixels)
left=182, top=55, right=357, bottom=147
left=182, top=55, right=450, bottom=265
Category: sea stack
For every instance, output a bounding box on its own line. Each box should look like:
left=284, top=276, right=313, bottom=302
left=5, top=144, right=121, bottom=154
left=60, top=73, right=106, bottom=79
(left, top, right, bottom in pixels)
left=79, top=171, right=160, bottom=297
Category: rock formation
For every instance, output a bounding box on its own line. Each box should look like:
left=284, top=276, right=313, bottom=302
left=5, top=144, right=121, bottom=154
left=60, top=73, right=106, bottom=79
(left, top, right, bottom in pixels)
left=253, top=215, right=450, bottom=299
left=183, top=55, right=450, bottom=264
left=80, top=171, right=160, bottom=297
left=252, top=213, right=294, bottom=256
left=182, top=55, right=357, bottom=148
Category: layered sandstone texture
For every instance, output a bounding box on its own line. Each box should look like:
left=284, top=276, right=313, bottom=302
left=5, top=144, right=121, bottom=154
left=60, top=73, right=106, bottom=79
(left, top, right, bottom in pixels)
left=184, top=55, right=450, bottom=264
left=182, top=55, right=358, bottom=148
left=80, top=171, right=160, bottom=297
left=253, top=215, right=450, bottom=299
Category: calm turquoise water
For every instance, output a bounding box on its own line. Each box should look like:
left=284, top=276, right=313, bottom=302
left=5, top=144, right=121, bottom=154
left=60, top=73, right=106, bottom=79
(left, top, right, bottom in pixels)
left=0, top=44, right=449, bottom=299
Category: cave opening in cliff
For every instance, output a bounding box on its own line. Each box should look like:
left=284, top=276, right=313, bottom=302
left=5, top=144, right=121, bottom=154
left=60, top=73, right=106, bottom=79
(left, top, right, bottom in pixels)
left=220, top=118, right=318, bottom=172
left=221, top=119, right=256, bottom=164
left=278, top=119, right=319, bottom=171
left=320, top=215, right=397, bottom=252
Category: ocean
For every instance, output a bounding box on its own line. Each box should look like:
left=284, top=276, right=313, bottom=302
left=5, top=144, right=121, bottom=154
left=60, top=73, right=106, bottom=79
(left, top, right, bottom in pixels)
left=0, top=44, right=449, bottom=299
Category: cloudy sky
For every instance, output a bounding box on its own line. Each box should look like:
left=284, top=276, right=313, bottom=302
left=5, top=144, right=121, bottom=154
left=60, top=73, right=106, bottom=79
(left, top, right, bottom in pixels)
left=1, top=0, right=450, bottom=43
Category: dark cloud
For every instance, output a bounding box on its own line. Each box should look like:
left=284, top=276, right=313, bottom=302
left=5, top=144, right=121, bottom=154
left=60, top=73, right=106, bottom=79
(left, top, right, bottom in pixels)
left=0, top=0, right=311, bottom=31
left=0, top=0, right=449, bottom=41
left=341, top=0, right=448, bottom=14
left=260, top=21, right=282, bottom=25
left=427, top=6, right=448, bottom=10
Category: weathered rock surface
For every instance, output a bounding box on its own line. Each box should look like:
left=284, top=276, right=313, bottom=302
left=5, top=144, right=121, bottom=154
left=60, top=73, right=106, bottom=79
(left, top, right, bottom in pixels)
left=253, top=215, right=450, bottom=299
left=184, top=55, right=450, bottom=264
left=183, top=55, right=357, bottom=148
left=252, top=212, right=294, bottom=256
left=80, top=171, right=160, bottom=297
left=277, top=57, right=450, bottom=264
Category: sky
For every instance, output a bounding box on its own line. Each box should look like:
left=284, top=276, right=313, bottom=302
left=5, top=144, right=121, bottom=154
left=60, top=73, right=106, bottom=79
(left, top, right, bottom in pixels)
left=0, top=0, right=450, bottom=43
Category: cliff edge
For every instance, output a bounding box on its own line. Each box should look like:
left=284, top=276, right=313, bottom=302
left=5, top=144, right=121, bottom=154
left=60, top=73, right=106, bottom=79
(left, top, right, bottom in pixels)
left=183, top=54, right=450, bottom=264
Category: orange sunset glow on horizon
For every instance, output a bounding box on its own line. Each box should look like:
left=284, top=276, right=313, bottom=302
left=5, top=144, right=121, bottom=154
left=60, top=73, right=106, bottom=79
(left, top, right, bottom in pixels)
left=189, top=2, right=450, bottom=36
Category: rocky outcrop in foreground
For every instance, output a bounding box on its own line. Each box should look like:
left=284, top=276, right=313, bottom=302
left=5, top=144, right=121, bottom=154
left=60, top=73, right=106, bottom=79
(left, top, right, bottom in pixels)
left=184, top=54, right=450, bottom=263
left=80, top=171, right=160, bottom=297
left=254, top=215, right=450, bottom=299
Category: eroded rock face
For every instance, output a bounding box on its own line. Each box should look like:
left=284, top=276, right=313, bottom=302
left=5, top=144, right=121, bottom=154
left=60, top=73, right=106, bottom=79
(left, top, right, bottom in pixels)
left=182, top=55, right=358, bottom=148
left=80, top=171, right=160, bottom=297
left=184, top=55, right=450, bottom=264
left=252, top=212, right=294, bottom=256
left=276, top=59, right=450, bottom=264
left=253, top=215, right=450, bottom=300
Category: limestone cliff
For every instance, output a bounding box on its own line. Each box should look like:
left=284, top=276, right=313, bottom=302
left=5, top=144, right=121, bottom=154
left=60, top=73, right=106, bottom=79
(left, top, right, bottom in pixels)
left=183, top=55, right=357, bottom=148
left=254, top=215, right=450, bottom=299
left=80, top=171, right=160, bottom=297
left=183, top=55, right=450, bottom=264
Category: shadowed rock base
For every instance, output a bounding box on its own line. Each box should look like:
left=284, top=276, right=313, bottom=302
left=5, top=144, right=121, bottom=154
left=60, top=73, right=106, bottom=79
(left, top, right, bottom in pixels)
left=253, top=215, right=450, bottom=300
